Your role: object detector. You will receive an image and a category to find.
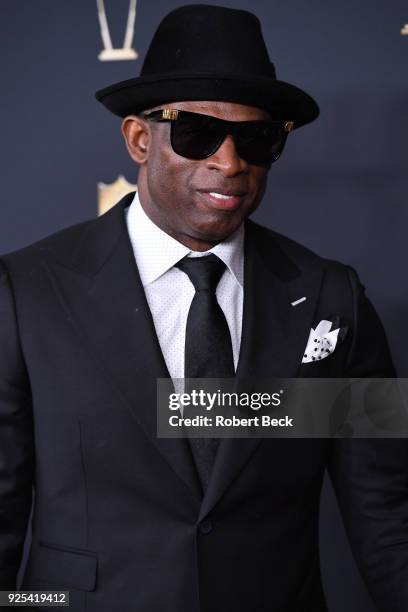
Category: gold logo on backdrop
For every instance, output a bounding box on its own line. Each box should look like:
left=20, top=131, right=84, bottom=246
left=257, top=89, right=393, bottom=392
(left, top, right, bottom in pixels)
left=97, top=176, right=137, bottom=216
left=96, top=0, right=138, bottom=61
left=402, top=23, right=408, bottom=35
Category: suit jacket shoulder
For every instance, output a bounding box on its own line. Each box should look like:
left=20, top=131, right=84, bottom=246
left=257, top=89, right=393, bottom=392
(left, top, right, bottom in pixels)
left=0, top=193, right=134, bottom=278
left=247, top=217, right=353, bottom=279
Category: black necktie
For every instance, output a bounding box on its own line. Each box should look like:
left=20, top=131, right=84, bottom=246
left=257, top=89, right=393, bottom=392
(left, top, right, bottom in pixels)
left=176, top=254, right=235, bottom=491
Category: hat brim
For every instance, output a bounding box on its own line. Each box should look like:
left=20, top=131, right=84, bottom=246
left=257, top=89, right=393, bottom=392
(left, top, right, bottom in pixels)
left=95, top=73, right=319, bottom=129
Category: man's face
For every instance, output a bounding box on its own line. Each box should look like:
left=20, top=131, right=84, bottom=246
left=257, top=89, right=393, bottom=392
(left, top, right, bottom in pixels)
left=134, top=100, right=271, bottom=250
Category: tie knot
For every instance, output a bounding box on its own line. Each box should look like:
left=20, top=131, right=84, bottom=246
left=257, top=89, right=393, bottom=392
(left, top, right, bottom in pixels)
left=176, top=254, right=226, bottom=292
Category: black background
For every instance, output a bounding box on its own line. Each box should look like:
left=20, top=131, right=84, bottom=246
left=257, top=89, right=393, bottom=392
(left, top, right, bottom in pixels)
left=0, top=1, right=407, bottom=610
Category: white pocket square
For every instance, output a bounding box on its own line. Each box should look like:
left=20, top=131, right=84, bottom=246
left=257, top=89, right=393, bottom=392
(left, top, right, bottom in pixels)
left=302, top=320, right=341, bottom=364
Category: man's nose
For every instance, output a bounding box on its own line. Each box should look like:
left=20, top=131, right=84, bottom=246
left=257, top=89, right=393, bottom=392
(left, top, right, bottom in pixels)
left=205, top=134, right=248, bottom=176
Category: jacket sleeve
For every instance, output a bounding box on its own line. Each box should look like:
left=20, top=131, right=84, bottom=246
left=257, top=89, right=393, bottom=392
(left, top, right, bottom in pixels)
left=328, top=265, right=408, bottom=611
left=0, top=260, right=34, bottom=588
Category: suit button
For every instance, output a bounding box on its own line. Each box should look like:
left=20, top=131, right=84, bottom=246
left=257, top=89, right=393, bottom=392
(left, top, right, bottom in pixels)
left=198, top=519, right=213, bottom=534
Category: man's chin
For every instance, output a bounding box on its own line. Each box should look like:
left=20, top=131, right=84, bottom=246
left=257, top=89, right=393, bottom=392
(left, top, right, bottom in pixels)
left=187, top=217, right=243, bottom=245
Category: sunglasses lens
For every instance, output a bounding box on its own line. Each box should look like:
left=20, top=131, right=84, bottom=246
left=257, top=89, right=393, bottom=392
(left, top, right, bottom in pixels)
left=235, top=123, right=286, bottom=166
left=167, top=112, right=288, bottom=165
left=171, top=113, right=223, bottom=159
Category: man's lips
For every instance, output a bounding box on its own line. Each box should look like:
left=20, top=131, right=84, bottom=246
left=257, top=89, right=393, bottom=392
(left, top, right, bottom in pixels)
left=195, top=188, right=247, bottom=211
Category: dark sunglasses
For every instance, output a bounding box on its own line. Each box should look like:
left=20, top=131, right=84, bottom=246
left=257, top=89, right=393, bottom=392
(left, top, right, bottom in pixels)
left=142, top=108, right=294, bottom=167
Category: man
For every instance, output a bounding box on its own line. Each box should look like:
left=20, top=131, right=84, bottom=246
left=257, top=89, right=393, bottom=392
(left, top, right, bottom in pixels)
left=0, top=4, right=407, bottom=612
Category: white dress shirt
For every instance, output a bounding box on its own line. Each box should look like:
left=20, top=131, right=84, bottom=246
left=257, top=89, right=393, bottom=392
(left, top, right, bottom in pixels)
left=125, top=190, right=244, bottom=380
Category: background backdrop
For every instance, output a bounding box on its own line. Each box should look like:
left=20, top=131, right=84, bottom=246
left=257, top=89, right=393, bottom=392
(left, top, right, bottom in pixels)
left=1, top=1, right=407, bottom=610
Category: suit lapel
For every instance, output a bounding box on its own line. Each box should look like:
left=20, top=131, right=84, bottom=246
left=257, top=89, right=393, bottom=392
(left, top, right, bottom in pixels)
left=198, top=220, right=324, bottom=521
left=43, top=194, right=202, bottom=503
left=237, top=220, right=324, bottom=378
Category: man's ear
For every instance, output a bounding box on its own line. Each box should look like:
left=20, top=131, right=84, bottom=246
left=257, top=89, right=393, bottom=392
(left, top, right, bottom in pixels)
left=121, top=116, right=150, bottom=164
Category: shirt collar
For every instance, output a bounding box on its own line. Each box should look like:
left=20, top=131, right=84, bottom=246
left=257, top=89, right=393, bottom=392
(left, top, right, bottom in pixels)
left=126, top=190, right=244, bottom=288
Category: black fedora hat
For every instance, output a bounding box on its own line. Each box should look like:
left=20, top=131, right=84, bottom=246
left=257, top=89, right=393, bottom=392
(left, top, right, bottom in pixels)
left=95, top=4, right=319, bottom=129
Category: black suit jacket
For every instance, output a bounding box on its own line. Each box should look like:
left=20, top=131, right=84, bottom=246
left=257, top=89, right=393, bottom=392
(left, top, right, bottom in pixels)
left=1, top=192, right=407, bottom=612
